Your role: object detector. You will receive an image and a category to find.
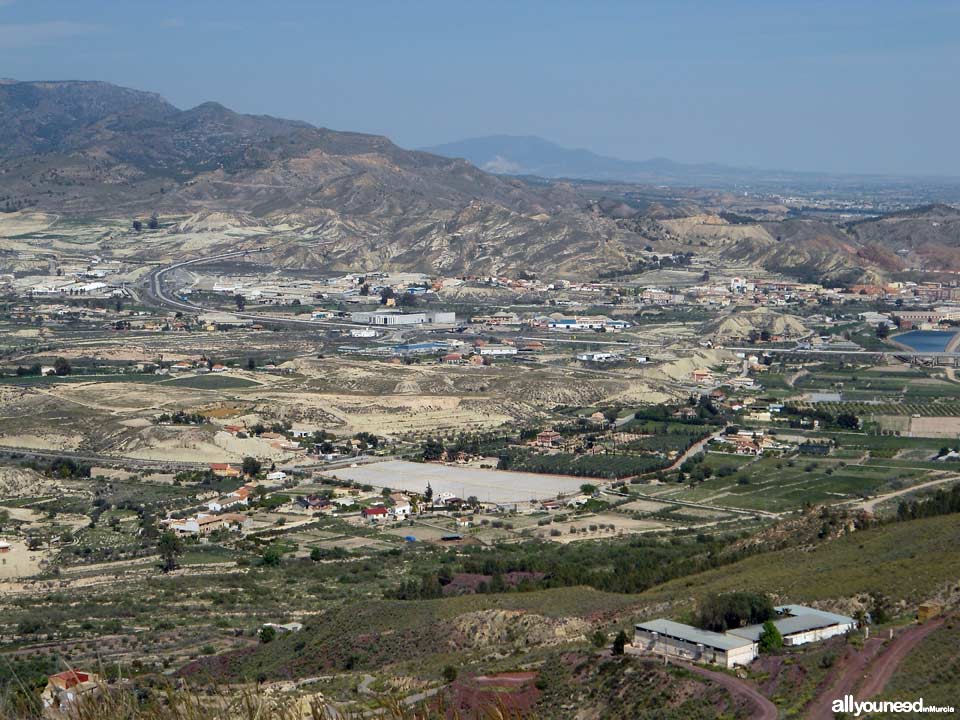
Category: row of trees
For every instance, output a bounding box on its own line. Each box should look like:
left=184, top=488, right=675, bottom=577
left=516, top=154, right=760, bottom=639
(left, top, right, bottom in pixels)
left=896, top=483, right=960, bottom=521
left=131, top=214, right=160, bottom=232
left=11, top=357, right=71, bottom=377
left=696, top=591, right=775, bottom=632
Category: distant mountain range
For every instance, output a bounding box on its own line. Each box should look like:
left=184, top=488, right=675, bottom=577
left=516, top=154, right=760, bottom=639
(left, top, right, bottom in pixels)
left=421, top=135, right=960, bottom=189
left=422, top=135, right=745, bottom=186
left=3, top=80, right=960, bottom=285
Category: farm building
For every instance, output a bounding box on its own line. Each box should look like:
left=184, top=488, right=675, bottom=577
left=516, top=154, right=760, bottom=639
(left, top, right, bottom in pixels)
left=42, top=670, right=102, bottom=712
left=727, top=605, right=856, bottom=646
left=632, top=619, right=758, bottom=668
left=576, top=351, right=619, bottom=363
left=633, top=605, right=855, bottom=668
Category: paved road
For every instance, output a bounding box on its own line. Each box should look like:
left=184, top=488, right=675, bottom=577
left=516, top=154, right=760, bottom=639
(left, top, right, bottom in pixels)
left=726, top=345, right=959, bottom=360
left=0, top=444, right=385, bottom=474
left=144, top=249, right=369, bottom=331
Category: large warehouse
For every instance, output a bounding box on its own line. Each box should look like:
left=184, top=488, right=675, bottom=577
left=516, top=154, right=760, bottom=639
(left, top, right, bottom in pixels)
left=632, top=619, right=758, bottom=668
left=727, top=605, right=858, bottom=647
left=633, top=605, right=856, bottom=668
left=350, top=309, right=456, bottom=326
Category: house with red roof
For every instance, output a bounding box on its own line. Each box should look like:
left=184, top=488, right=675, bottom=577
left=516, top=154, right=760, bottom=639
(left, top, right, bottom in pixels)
left=42, top=670, right=101, bottom=711
left=362, top=505, right=390, bottom=522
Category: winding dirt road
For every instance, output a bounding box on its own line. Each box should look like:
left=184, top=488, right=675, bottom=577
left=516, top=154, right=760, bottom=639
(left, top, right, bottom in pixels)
left=857, top=618, right=945, bottom=700
left=805, top=619, right=945, bottom=720
left=681, top=662, right=778, bottom=720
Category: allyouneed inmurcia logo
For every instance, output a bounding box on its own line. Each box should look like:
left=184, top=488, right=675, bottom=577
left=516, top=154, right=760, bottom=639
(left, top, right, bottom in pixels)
left=832, top=695, right=956, bottom=716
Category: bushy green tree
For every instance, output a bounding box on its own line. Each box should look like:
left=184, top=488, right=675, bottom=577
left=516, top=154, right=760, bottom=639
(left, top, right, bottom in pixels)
left=242, top=456, right=262, bottom=477
left=697, top=592, right=774, bottom=632
left=758, top=620, right=783, bottom=652
left=612, top=630, right=628, bottom=655
left=157, top=531, right=183, bottom=573
left=261, top=544, right=283, bottom=567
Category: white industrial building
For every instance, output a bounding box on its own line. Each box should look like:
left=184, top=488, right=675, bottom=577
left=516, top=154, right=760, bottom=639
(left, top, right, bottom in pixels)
left=632, top=605, right=856, bottom=668
left=478, top=345, right=518, bottom=356
left=350, top=309, right=455, bottom=326
left=727, top=605, right=857, bottom=647
left=632, top=619, right=758, bottom=668
left=576, top=351, right=620, bottom=363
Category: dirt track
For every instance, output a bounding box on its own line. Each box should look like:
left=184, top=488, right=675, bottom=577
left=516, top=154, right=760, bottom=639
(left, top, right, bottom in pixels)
left=681, top=662, right=778, bottom=720
left=804, top=619, right=945, bottom=719
left=857, top=618, right=944, bottom=699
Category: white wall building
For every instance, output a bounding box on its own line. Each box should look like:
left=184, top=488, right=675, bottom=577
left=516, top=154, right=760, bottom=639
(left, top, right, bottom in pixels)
left=633, top=605, right=855, bottom=668
left=350, top=310, right=455, bottom=326
left=727, top=605, right=857, bottom=647
left=478, top=345, right=518, bottom=356
left=632, top=619, right=757, bottom=668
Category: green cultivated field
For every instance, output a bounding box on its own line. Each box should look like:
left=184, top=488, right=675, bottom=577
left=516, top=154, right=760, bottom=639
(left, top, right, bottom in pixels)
left=668, top=455, right=931, bottom=512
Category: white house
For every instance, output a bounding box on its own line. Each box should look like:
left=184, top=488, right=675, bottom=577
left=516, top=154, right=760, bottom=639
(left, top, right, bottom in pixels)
left=389, top=493, right=412, bottom=518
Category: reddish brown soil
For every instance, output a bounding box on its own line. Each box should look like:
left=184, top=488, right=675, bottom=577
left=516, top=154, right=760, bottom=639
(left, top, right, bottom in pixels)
left=680, top=662, right=778, bottom=720
left=805, top=619, right=946, bottom=720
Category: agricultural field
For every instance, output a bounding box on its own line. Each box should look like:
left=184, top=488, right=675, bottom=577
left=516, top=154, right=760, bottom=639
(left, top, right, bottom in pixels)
left=661, top=453, right=938, bottom=514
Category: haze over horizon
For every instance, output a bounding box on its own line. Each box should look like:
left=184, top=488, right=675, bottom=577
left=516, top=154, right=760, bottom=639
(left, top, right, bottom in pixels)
left=1, top=0, right=958, bottom=177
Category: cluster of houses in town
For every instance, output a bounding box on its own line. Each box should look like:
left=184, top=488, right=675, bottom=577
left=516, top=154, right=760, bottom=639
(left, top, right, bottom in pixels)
left=632, top=604, right=858, bottom=668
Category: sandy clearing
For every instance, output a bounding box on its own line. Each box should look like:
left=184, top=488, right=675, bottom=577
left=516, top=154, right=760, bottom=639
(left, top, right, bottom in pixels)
left=321, top=460, right=590, bottom=504
left=0, top=539, right=47, bottom=580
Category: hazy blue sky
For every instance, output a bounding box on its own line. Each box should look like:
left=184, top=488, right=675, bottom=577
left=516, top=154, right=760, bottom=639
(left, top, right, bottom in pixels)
left=1, top=1, right=958, bottom=175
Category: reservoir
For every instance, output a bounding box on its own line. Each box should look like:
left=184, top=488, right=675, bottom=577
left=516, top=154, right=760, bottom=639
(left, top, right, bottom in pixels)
left=893, top=330, right=958, bottom=353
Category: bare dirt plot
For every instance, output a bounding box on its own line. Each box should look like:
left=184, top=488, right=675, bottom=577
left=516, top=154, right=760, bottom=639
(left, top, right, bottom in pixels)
left=620, top=499, right=672, bottom=513
left=319, top=460, right=589, bottom=504
left=909, top=416, right=960, bottom=438
left=312, top=535, right=393, bottom=552
left=0, top=539, right=46, bottom=579
left=381, top=524, right=451, bottom=542
left=531, top=512, right=668, bottom=542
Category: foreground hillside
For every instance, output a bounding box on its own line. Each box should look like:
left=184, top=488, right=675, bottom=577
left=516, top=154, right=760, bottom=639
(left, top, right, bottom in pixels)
left=2, top=511, right=955, bottom=718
